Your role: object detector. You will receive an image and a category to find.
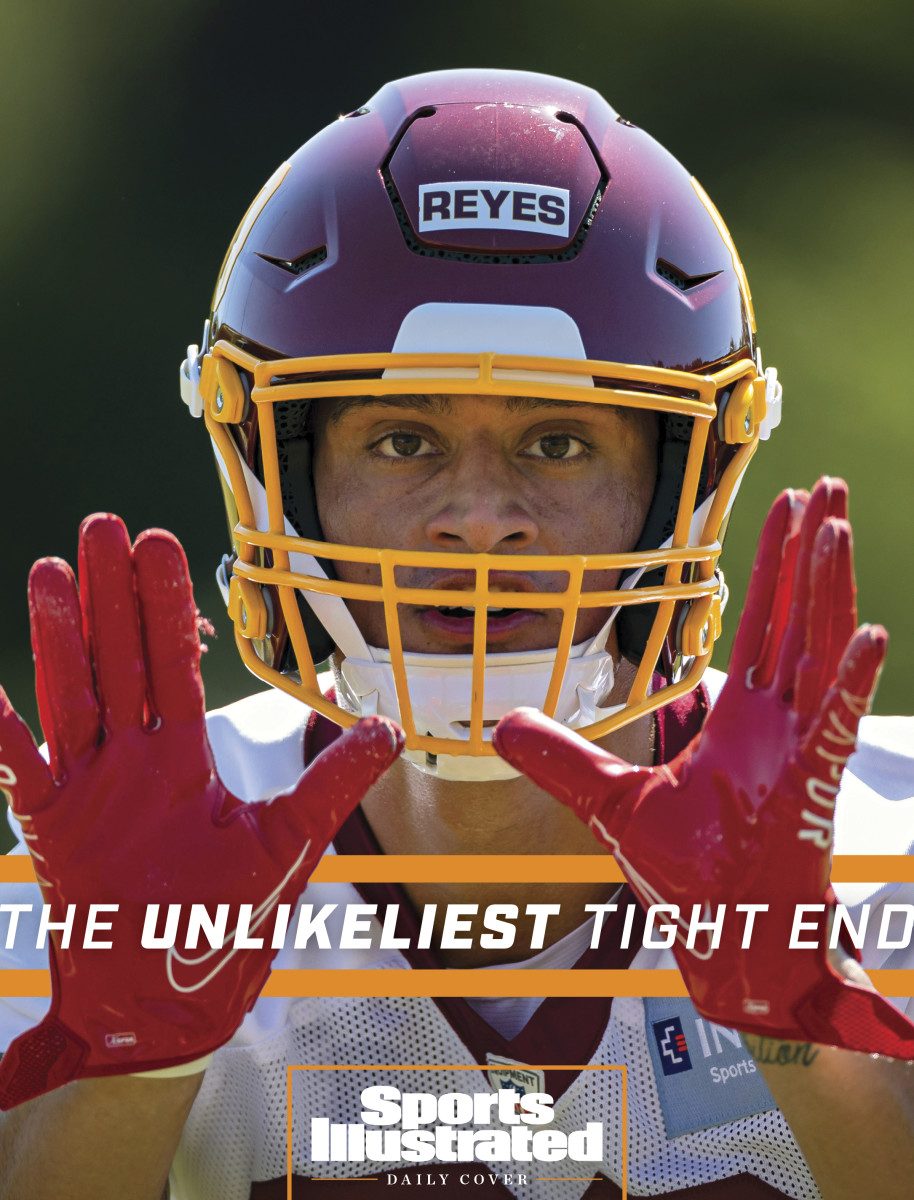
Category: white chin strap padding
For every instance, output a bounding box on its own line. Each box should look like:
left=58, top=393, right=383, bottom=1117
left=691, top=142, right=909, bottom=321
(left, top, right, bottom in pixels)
left=336, top=641, right=620, bottom=782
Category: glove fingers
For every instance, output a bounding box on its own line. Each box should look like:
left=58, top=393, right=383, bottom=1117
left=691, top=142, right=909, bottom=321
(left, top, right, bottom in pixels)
left=793, top=517, right=857, bottom=719
left=728, top=490, right=805, bottom=687
left=28, top=557, right=99, bottom=776
left=799, top=623, right=886, bottom=768
left=0, top=685, right=53, bottom=815
left=78, top=515, right=147, bottom=730
left=818, top=475, right=848, bottom=521
left=776, top=479, right=851, bottom=701
left=257, top=716, right=404, bottom=852
left=781, top=625, right=886, bottom=853
left=133, top=530, right=206, bottom=726
left=493, top=707, right=639, bottom=840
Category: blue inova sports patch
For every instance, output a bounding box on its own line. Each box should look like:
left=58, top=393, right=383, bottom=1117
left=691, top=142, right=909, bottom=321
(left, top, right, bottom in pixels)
left=651, top=1015, right=692, bottom=1076
left=644, top=997, right=776, bottom=1138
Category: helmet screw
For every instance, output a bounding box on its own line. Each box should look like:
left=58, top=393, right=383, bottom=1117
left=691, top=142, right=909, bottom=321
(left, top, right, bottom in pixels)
left=215, top=387, right=224, bottom=413
left=240, top=602, right=247, bottom=628
left=744, top=410, right=752, bottom=434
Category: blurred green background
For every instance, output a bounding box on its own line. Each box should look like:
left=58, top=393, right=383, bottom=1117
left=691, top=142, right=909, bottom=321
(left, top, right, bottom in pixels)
left=1, top=0, right=912, bottom=814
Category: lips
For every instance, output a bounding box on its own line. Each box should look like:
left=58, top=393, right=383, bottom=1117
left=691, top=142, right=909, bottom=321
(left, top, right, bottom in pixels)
left=421, top=606, right=538, bottom=644
left=436, top=603, right=522, bottom=619
left=413, top=571, right=548, bottom=646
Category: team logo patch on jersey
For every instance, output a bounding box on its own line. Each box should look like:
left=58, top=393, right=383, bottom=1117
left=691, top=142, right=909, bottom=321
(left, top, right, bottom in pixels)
left=418, top=182, right=570, bottom=237
left=485, top=1054, right=546, bottom=1106
left=644, top=998, right=776, bottom=1138
left=651, top=1016, right=693, bottom=1076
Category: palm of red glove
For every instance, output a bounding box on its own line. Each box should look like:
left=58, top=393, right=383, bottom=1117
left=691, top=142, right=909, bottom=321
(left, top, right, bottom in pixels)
left=0, top=515, right=403, bottom=1109
left=495, top=479, right=914, bottom=1058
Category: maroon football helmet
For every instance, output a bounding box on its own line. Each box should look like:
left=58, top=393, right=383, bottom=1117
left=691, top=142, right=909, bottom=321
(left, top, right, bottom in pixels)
left=180, top=68, right=781, bottom=780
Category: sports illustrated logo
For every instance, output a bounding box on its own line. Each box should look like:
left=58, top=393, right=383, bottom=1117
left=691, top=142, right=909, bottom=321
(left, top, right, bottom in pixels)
left=104, top=1031, right=137, bottom=1049
left=651, top=1017, right=693, bottom=1076
left=309, top=1085, right=603, bottom=1165
left=418, top=182, right=570, bottom=237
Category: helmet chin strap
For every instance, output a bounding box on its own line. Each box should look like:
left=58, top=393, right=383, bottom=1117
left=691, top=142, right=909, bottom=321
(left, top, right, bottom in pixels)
left=336, top=651, right=621, bottom=783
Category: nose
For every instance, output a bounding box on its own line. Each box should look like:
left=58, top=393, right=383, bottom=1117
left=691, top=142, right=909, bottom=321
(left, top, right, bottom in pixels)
left=425, top=443, right=538, bottom=553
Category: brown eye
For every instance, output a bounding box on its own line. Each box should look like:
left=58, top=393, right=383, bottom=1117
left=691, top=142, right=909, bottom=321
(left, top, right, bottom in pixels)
left=540, top=435, right=571, bottom=458
left=391, top=433, right=422, bottom=456
left=526, top=434, right=586, bottom=460
left=374, top=431, right=434, bottom=458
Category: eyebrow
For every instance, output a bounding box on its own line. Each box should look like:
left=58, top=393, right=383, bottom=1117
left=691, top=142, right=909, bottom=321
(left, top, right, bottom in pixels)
left=324, top=393, right=621, bottom=424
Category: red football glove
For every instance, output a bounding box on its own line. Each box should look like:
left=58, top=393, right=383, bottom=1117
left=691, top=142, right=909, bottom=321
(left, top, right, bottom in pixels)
left=495, top=479, right=914, bottom=1058
left=0, top=514, right=403, bottom=1109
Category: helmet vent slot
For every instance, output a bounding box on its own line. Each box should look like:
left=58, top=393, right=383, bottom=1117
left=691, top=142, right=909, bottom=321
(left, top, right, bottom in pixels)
left=655, top=258, right=721, bottom=292
left=257, top=245, right=328, bottom=276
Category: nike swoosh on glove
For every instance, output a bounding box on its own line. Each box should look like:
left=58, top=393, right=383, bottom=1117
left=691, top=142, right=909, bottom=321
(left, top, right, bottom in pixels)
left=0, top=514, right=404, bottom=1109
left=494, top=478, right=914, bottom=1059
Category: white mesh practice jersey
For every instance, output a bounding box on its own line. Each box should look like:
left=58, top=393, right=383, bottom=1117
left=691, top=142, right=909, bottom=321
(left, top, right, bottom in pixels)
left=2, top=671, right=913, bottom=1199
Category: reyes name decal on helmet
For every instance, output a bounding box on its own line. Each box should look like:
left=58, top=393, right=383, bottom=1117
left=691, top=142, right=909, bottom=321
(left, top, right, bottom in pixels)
left=179, top=67, right=782, bottom=781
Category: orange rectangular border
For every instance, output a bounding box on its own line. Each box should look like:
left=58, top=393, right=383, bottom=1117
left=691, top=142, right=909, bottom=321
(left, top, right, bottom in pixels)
left=286, top=1063, right=627, bottom=1198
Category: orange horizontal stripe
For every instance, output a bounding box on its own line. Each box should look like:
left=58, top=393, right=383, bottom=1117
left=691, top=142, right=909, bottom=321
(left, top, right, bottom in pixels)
left=828, top=857, right=914, bottom=883
left=0, top=858, right=37, bottom=883
left=4, top=854, right=913, bottom=885
left=286, top=1065, right=625, bottom=1071
left=261, top=969, right=690, bottom=997
left=0, top=968, right=911, bottom=998
left=864, top=970, right=914, bottom=996
left=262, top=968, right=914, bottom=998
left=0, top=968, right=681, bottom=998
left=0, top=970, right=50, bottom=994
left=312, top=855, right=624, bottom=883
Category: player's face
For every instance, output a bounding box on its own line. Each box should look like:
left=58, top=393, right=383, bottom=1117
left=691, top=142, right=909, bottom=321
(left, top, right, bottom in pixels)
left=312, top=394, right=658, bottom=654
